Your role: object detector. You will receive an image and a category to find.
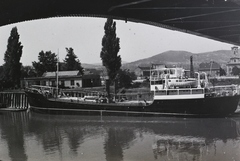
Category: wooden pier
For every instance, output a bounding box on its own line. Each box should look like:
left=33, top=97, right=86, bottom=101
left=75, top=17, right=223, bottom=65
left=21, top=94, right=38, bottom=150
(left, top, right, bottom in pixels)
left=0, top=92, right=29, bottom=109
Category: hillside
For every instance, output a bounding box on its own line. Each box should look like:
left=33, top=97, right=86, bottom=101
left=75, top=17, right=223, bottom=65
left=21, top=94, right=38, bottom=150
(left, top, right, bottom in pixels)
left=123, top=51, right=192, bottom=68
left=82, top=63, right=103, bottom=69
left=82, top=61, right=129, bottom=69
left=82, top=50, right=237, bottom=72
left=194, top=50, right=233, bottom=64
left=122, top=50, right=235, bottom=71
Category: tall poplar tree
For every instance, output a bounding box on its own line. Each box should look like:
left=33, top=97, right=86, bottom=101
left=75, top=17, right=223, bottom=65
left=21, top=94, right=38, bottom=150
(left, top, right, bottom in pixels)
left=100, top=18, right=121, bottom=98
left=2, top=27, right=23, bottom=88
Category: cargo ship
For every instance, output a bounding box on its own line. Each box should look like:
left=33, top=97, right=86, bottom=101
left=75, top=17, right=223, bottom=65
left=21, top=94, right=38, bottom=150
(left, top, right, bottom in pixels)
left=25, top=66, right=240, bottom=117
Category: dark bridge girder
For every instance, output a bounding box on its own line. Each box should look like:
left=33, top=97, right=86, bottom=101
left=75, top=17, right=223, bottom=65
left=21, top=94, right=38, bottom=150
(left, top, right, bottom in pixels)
left=1, top=0, right=240, bottom=45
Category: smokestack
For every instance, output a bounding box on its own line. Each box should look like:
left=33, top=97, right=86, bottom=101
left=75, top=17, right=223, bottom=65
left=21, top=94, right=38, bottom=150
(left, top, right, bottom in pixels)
left=190, top=56, right=194, bottom=78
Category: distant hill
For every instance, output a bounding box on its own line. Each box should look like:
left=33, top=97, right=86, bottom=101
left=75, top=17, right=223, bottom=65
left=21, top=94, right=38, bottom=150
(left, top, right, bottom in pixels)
left=82, top=50, right=237, bottom=72
left=123, top=51, right=192, bottom=68
left=82, top=63, right=103, bottom=69
left=194, top=50, right=233, bottom=64
left=122, top=50, right=236, bottom=71
left=82, top=61, right=128, bottom=69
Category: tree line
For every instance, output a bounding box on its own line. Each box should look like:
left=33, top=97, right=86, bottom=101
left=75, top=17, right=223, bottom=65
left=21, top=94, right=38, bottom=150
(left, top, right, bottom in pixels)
left=0, top=18, right=136, bottom=92
left=0, top=26, right=84, bottom=89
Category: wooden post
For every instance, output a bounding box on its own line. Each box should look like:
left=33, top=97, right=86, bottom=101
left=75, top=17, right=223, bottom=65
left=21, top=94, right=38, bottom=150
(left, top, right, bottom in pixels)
left=0, top=92, right=29, bottom=109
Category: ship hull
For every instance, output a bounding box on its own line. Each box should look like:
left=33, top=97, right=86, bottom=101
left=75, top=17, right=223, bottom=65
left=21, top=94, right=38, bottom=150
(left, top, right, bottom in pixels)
left=25, top=91, right=240, bottom=117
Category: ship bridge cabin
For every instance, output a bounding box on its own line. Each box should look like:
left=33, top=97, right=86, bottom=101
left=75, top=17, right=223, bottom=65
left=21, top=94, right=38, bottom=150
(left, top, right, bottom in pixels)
left=149, top=65, right=212, bottom=99
left=150, top=67, right=192, bottom=91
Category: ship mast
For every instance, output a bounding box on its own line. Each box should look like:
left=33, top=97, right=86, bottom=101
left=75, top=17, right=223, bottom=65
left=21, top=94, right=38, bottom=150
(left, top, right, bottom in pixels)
left=56, top=49, right=59, bottom=97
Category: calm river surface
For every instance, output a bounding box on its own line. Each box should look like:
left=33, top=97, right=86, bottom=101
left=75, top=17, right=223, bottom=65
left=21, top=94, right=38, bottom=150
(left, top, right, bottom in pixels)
left=0, top=112, right=240, bottom=161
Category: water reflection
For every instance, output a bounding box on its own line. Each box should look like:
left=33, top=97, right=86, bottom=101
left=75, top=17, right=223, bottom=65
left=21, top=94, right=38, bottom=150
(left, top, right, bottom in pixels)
left=104, top=128, right=136, bottom=161
left=0, top=112, right=239, bottom=161
left=0, top=112, right=28, bottom=161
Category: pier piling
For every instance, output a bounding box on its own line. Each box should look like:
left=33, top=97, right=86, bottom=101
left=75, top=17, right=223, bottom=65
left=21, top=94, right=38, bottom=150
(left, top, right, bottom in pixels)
left=0, top=92, right=29, bottom=109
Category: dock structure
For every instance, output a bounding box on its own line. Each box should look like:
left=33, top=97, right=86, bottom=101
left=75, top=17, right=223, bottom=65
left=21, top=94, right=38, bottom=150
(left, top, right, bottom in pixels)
left=0, top=92, right=29, bottom=109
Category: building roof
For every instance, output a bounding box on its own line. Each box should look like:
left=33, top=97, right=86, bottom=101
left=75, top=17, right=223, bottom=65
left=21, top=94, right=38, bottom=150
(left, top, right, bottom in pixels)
left=84, top=68, right=102, bottom=75
left=199, top=61, right=220, bottom=71
left=230, top=57, right=240, bottom=60
left=227, top=56, right=240, bottom=66
left=42, top=71, right=81, bottom=77
left=138, top=64, right=167, bottom=71
left=24, top=70, right=100, bottom=80
left=226, top=63, right=240, bottom=66
left=138, top=66, right=151, bottom=71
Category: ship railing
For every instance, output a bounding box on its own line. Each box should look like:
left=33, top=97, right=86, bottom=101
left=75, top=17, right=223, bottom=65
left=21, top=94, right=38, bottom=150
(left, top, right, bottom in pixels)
left=154, top=85, right=240, bottom=97
left=60, top=90, right=153, bottom=103
left=56, top=91, right=153, bottom=106
left=26, top=85, right=60, bottom=98
left=150, top=76, right=163, bottom=80
left=114, top=92, right=153, bottom=103
left=154, top=88, right=204, bottom=96
left=57, top=96, right=150, bottom=106
left=208, top=85, right=240, bottom=96
left=154, top=84, right=240, bottom=97
left=27, top=85, right=56, bottom=92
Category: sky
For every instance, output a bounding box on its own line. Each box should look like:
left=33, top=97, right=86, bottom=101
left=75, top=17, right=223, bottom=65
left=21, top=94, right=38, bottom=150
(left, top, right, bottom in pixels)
left=0, top=17, right=236, bottom=66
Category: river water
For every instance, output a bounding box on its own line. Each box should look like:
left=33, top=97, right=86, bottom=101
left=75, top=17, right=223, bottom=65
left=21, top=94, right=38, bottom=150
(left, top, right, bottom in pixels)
left=0, top=112, right=240, bottom=161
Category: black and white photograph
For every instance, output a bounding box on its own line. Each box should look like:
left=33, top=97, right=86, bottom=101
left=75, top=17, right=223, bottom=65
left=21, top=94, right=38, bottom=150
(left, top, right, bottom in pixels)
left=0, top=0, right=240, bottom=160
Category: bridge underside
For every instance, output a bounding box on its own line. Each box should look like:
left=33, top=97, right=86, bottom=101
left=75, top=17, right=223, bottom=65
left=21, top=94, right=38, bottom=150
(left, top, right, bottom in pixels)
left=1, top=0, right=240, bottom=45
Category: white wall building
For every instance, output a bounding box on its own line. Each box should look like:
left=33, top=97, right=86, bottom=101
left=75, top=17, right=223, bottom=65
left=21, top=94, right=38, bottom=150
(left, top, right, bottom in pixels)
left=226, top=57, right=240, bottom=75
left=23, top=70, right=101, bottom=88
